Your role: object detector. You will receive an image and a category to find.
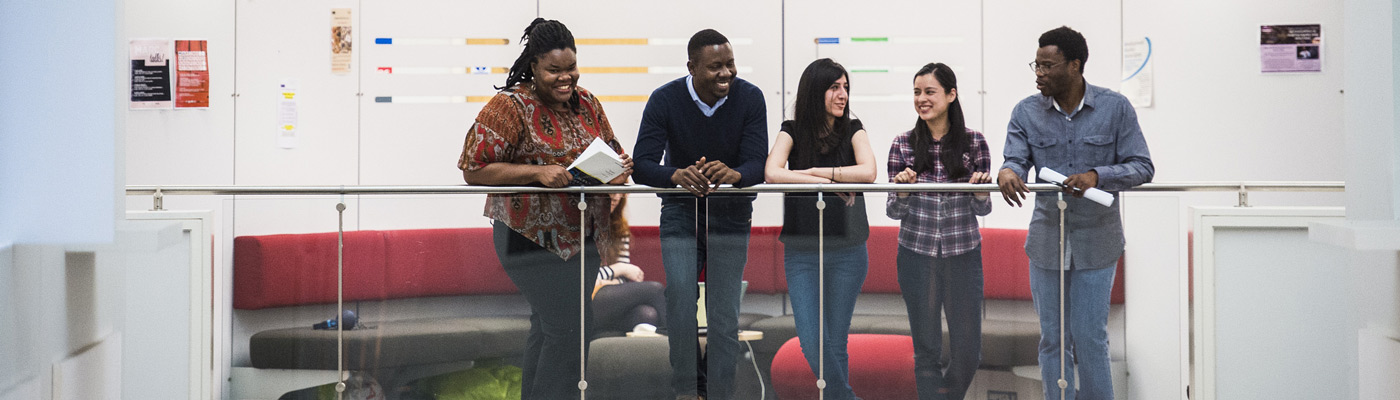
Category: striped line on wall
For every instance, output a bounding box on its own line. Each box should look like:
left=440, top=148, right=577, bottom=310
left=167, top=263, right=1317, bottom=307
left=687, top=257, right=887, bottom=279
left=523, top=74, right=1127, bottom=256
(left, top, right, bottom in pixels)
left=374, top=66, right=754, bottom=75
left=374, top=38, right=511, bottom=45
left=374, top=37, right=755, bottom=46
left=814, top=37, right=964, bottom=45
left=373, top=95, right=651, bottom=103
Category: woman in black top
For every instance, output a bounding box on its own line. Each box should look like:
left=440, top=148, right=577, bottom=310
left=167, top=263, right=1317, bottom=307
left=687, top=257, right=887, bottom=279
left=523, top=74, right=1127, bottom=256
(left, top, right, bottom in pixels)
left=763, top=58, right=876, bottom=400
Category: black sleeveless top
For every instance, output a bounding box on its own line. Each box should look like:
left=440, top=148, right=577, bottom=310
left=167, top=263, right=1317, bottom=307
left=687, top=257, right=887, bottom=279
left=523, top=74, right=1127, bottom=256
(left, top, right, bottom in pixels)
left=778, top=119, right=870, bottom=251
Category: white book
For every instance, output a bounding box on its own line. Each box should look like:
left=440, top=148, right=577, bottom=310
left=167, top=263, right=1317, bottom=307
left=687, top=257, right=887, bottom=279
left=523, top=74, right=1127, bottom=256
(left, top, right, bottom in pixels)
left=566, top=137, right=624, bottom=185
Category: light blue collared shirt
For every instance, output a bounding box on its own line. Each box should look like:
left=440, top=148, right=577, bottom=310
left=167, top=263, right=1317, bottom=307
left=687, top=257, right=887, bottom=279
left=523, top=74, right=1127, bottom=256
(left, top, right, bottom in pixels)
left=686, top=75, right=727, bottom=117
left=1002, top=80, right=1155, bottom=270
left=1050, top=95, right=1085, bottom=121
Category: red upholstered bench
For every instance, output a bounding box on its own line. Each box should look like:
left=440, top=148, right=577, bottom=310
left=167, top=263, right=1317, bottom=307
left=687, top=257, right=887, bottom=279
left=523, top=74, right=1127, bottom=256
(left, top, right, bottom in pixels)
left=771, top=334, right=917, bottom=400
left=234, top=228, right=525, bottom=371
left=231, top=226, right=787, bottom=399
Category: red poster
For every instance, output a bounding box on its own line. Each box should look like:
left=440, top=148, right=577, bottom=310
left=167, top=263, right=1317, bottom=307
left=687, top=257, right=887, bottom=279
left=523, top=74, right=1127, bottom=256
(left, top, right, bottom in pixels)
left=175, top=40, right=210, bottom=108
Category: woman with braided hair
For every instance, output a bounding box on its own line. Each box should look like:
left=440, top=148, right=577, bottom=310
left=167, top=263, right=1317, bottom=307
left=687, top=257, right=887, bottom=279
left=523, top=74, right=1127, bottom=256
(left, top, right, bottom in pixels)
left=458, top=17, right=632, bottom=399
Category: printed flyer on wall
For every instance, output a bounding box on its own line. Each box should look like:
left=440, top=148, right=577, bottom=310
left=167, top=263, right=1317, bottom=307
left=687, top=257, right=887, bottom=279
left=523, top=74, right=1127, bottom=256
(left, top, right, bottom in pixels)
left=1122, top=37, right=1153, bottom=108
left=330, top=8, right=353, bottom=74
left=1260, top=24, right=1321, bottom=73
left=174, top=39, right=210, bottom=109
left=129, top=39, right=172, bottom=109
left=277, top=79, right=299, bottom=149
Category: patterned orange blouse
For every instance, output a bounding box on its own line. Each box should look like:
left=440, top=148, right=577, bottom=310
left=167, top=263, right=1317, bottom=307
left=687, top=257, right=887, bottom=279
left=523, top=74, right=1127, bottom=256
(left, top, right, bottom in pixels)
left=458, top=84, right=622, bottom=260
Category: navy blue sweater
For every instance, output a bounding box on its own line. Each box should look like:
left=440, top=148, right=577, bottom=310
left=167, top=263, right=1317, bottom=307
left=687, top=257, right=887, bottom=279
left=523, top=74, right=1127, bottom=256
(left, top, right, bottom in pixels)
left=632, top=76, right=768, bottom=200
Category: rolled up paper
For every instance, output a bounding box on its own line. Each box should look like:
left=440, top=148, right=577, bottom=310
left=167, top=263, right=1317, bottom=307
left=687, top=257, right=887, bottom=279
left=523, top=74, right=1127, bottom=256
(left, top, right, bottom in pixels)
left=1038, top=167, right=1115, bottom=207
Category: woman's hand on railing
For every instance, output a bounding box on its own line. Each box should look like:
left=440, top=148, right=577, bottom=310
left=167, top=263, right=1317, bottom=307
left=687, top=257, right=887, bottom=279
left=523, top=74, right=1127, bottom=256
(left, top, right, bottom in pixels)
left=970, top=171, right=991, bottom=200
left=534, top=165, right=571, bottom=188
left=892, top=167, right=917, bottom=198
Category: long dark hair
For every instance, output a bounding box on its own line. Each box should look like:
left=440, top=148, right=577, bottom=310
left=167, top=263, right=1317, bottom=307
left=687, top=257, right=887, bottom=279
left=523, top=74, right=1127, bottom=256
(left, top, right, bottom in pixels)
left=790, top=58, right=851, bottom=166
left=603, top=194, right=631, bottom=264
left=910, top=62, right=969, bottom=180
left=498, top=18, right=579, bottom=110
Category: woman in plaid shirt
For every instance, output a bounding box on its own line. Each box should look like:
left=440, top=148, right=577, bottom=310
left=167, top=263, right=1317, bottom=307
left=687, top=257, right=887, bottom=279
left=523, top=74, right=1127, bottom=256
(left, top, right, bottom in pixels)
left=886, top=62, right=992, bottom=400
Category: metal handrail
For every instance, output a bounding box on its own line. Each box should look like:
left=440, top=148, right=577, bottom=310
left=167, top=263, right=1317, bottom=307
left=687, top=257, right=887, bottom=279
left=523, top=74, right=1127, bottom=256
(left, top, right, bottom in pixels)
left=124, top=181, right=1344, bottom=196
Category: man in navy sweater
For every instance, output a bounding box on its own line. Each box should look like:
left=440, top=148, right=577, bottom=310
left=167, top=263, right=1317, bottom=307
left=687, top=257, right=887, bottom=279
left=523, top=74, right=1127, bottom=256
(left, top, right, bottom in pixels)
left=632, top=28, right=768, bottom=400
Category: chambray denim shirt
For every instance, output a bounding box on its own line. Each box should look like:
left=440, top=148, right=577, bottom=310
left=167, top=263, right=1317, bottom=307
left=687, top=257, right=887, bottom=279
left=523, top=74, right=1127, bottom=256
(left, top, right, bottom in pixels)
left=1002, top=81, right=1154, bottom=270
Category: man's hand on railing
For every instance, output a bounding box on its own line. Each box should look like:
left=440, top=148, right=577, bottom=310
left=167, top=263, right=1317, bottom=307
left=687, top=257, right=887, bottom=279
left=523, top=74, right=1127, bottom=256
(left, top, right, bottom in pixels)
left=998, top=168, right=1028, bottom=207
left=697, top=157, right=741, bottom=192
left=671, top=165, right=711, bottom=197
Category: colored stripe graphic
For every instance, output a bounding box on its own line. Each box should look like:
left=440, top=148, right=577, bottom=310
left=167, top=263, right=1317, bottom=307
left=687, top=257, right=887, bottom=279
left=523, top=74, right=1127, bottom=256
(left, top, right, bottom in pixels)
left=373, top=38, right=510, bottom=45
left=374, top=66, right=751, bottom=75
left=573, top=38, right=753, bottom=46
left=376, top=37, right=751, bottom=46
left=376, top=67, right=509, bottom=75
left=846, top=66, right=926, bottom=74
left=596, top=95, right=650, bottom=102
left=580, top=66, right=650, bottom=74
left=816, top=36, right=964, bottom=45
left=576, top=38, right=649, bottom=45
left=375, top=95, right=650, bottom=104
left=849, top=95, right=913, bottom=102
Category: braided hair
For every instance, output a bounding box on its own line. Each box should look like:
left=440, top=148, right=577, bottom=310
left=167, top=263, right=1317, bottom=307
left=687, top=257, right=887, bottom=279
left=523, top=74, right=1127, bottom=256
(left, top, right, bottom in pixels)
left=910, top=62, right=970, bottom=180
left=498, top=18, right=579, bottom=110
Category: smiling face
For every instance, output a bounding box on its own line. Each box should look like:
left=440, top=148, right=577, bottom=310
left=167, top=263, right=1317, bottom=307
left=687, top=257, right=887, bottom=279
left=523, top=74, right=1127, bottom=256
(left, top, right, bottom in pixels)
left=1033, top=45, right=1078, bottom=98
left=824, top=75, right=849, bottom=121
left=913, top=72, right=955, bottom=123
left=531, top=48, right=579, bottom=110
left=687, top=43, right=736, bottom=105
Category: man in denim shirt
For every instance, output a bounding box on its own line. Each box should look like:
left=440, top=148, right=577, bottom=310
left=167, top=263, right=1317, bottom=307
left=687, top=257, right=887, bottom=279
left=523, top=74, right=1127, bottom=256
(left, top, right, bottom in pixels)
left=997, top=26, right=1154, bottom=400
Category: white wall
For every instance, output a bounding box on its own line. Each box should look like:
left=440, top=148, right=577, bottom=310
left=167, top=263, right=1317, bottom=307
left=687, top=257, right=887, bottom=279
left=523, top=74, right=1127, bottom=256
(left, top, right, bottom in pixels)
left=123, top=0, right=1346, bottom=235
left=1126, top=0, right=1345, bottom=183
left=0, top=0, right=118, bottom=245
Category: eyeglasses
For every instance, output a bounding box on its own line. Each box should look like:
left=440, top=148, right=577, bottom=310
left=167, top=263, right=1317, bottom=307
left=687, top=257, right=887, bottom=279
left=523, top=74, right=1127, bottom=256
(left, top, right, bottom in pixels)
left=1028, top=61, right=1058, bottom=73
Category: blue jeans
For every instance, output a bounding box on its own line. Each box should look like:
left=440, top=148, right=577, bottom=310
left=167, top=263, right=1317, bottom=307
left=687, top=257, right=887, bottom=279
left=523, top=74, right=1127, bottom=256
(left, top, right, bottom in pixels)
left=660, top=198, right=752, bottom=400
left=897, top=245, right=983, bottom=400
left=784, top=243, right=869, bottom=400
left=1029, top=264, right=1116, bottom=400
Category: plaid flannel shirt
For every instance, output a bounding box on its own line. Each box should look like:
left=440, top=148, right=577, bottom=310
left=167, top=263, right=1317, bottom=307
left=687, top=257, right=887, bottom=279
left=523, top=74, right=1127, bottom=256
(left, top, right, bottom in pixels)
left=886, top=128, right=992, bottom=257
